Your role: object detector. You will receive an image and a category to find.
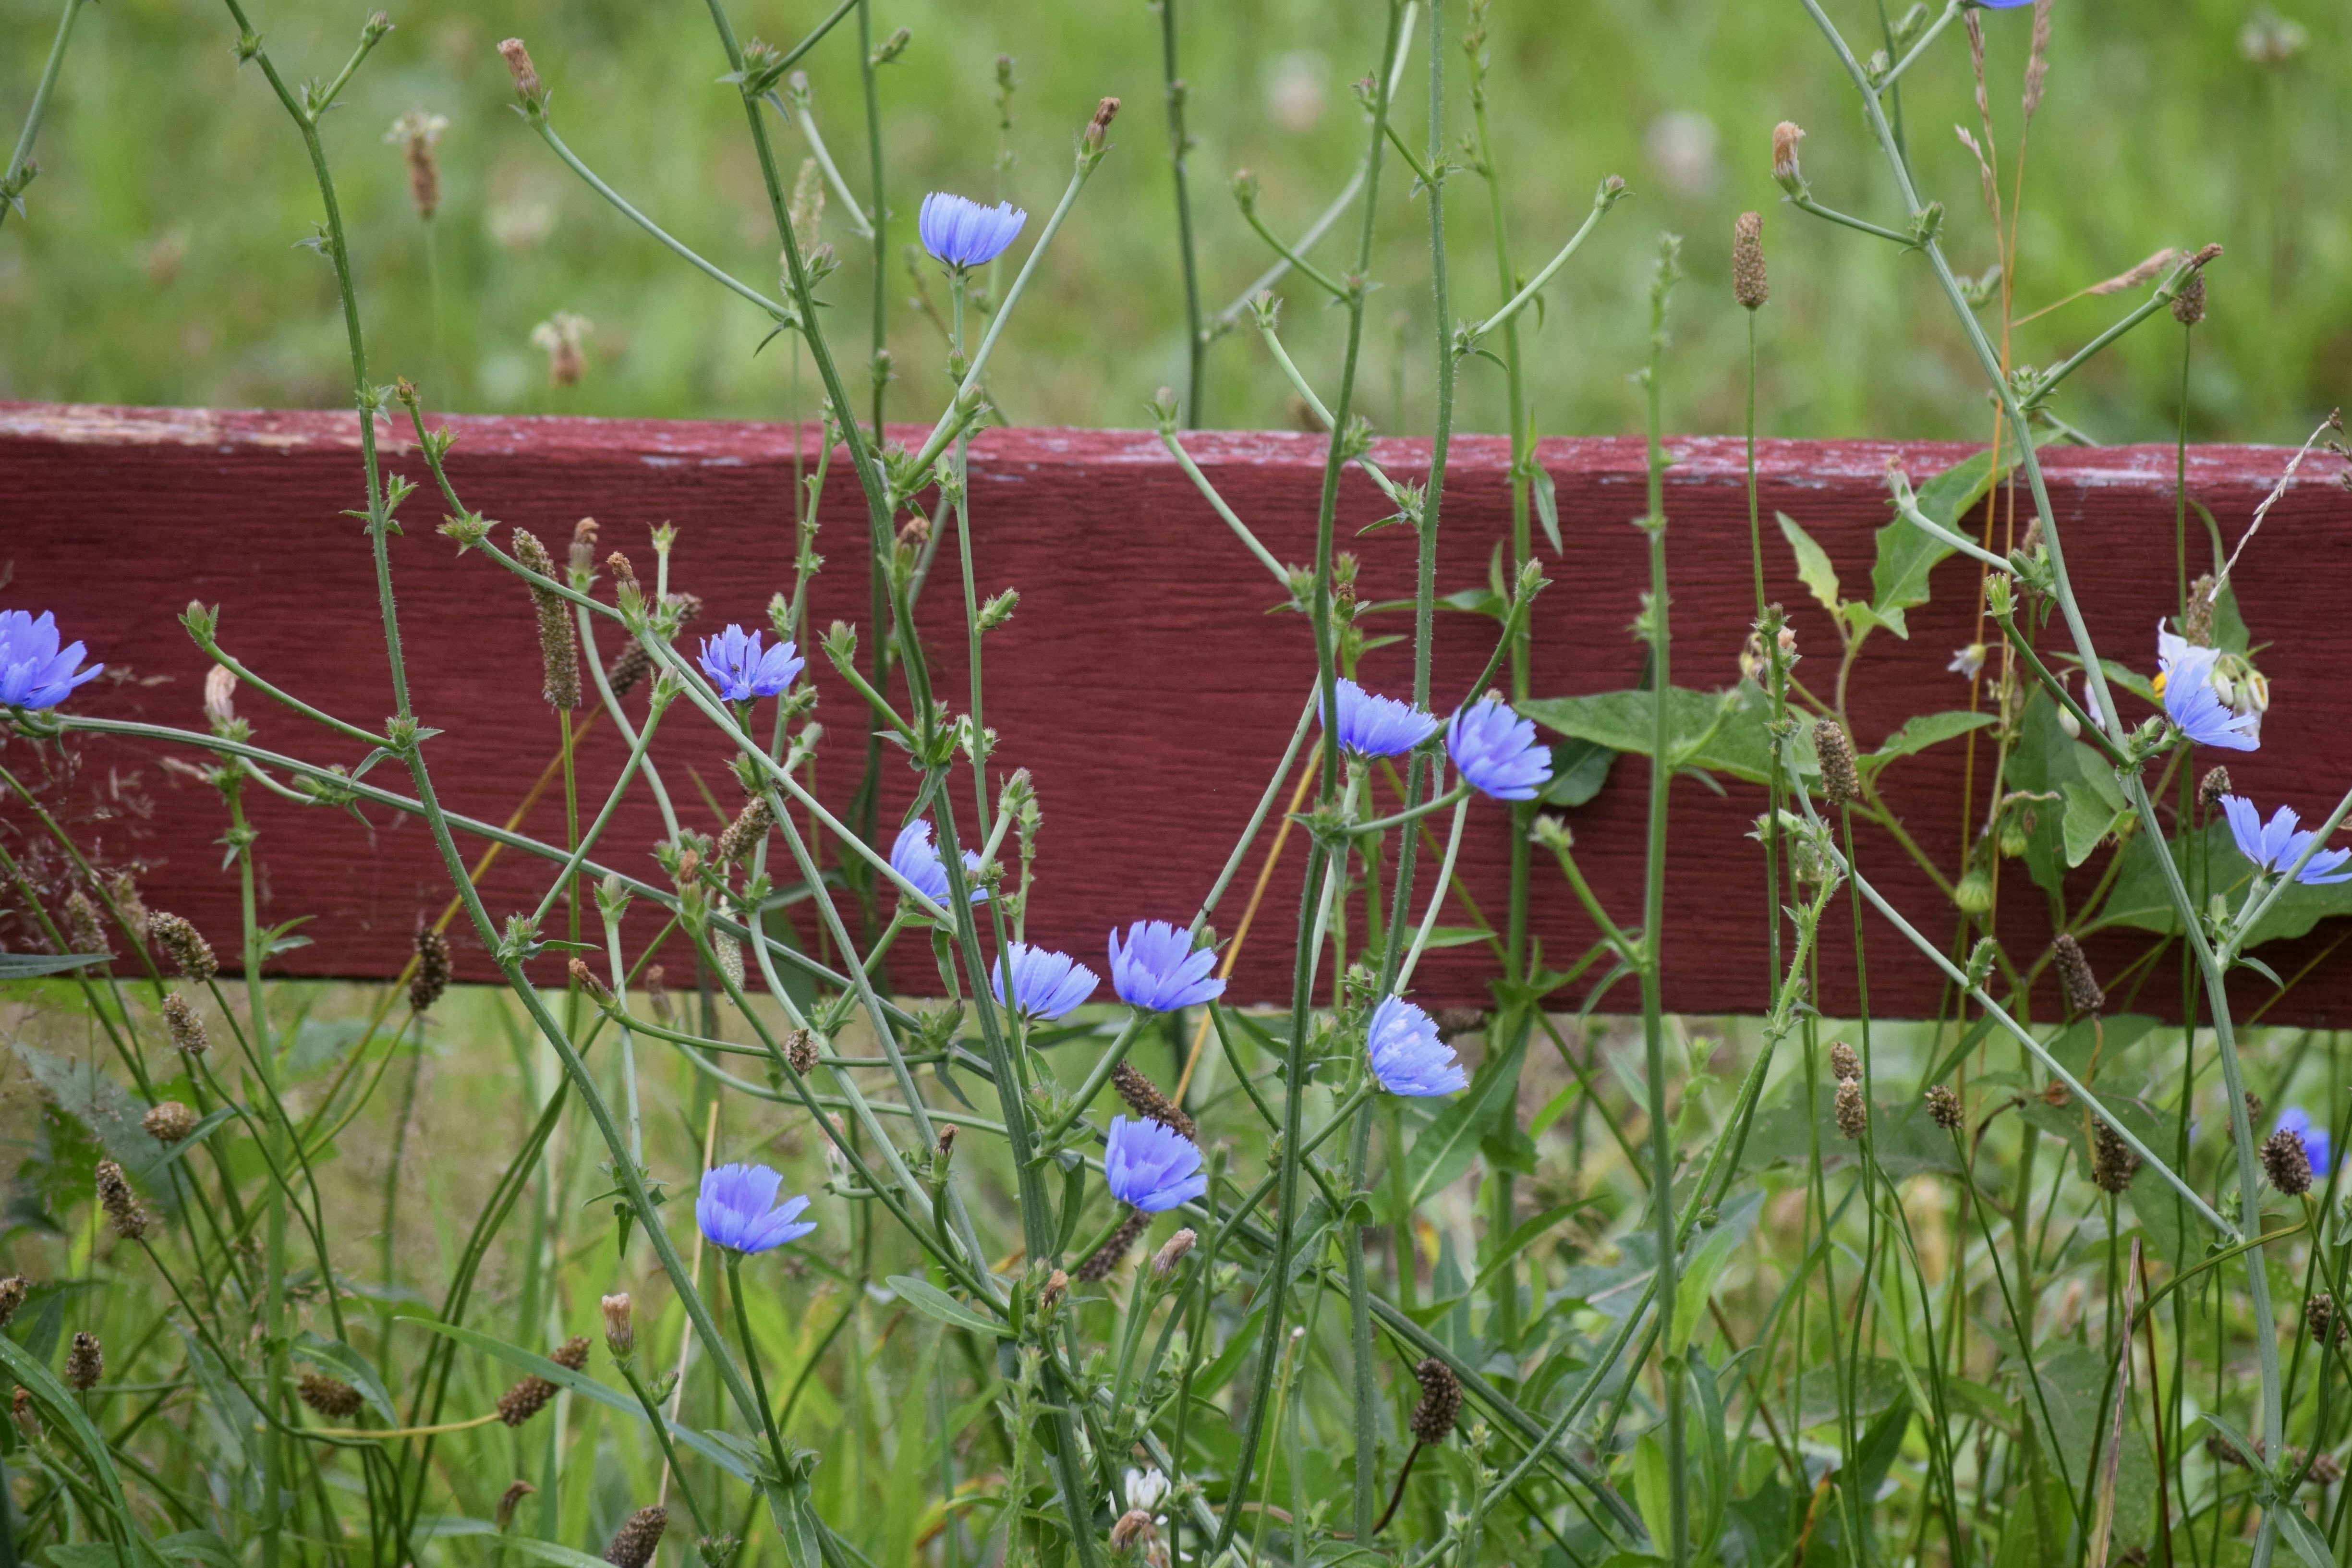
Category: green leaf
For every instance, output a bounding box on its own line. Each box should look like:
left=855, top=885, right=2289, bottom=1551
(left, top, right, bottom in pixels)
left=496, top=1540, right=612, bottom=1568
left=1776, top=511, right=1842, bottom=613
left=11, top=1041, right=171, bottom=1191
left=1531, top=463, right=1563, bottom=555
left=884, top=1275, right=1003, bottom=1339
left=1539, top=737, right=1616, bottom=807
left=1869, top=432, right=2052, bottom=632
left=1865, top=709, right=1996, bottom=767
left=2061, top=780, right=2132, bottom=869
left=2271, top=1501, right=2335, bottom=1568
left=1519, top=684, right=1815, bottom=788
left=1632, top=1430, right=1673, bottom=1558
left=2097, top=822, right=2352, bottom=949
left=0, top=951, right=111, bottom=979
left=1668, top=1191, right=1764, bottom=1353
left=291, top=1330, right=398, bottom=1424
left=1404, top=1031, right=1527, bottom=1207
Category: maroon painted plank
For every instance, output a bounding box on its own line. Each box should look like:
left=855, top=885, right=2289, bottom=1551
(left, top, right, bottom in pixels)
left=4, top=401, right=2350, bottom=1021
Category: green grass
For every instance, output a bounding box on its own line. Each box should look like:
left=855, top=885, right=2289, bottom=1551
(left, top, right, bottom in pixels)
left=2, top=0, right=2345, bottom=444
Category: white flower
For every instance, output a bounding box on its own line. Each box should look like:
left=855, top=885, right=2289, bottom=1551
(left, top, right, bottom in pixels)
left=1948, top=643, right=1986, bottom=679
left=1123, top=1466, right=1170, bottom=1516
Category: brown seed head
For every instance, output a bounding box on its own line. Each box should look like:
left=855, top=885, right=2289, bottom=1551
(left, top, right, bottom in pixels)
left=2090, top=1118, right=2140, bottom=1194
left=298, top=1371, right=365, bottom=1419
left=552, top=1335, right=591, bottom=1372
left=95, top=1160, right=148, bottom=1241
left=162, top=991, right=208, bottom=1055
left=65, top=1331, right=102, bottom=1392
left=1732, top=211, right=1768, bottom=310
left=1814, top=718, right=1860, bottom=808
left=1078, top=1207, right=1152, bottom=1283
left=936, top=1123, right=958, bottom=1158
left=1039, top=1268, right=1069, bottom=1312
left=1408, top=1357, right=1463, bottom=1446
left=149, top=912, right=218, bottom=982
left=646, top=965, right=671, bottom=1024
left=1827, top=1041, right=1861, bottom=1083
left=2052, top=934, right=2105, bottom=1015
left=2309, top=1451, right=2344, bottom=1487
left=64, top=890, right=110, bottom=958
left=497, top=38, right=543, bottom=109
left=2265, top=1127, right=2316, bottom=1195
left=569, top=517, right=600, bottom=578
left=2184, top=575, right=2218, bottom=646
left=1926, top=1084, right=1964, bottom=1132
left=497, top=1376, right=556, bottom=1427
left=511, top=530, right=582, bottom=710
left=410, top=926, right=454, bottom=1013
left=144, top=1101, right=198, bottom=1144
left=716, top=796, right=775, bottom=863
left=1432, top=1006, right=1487, bottom=1042
left=1151, top=1227, right=1197, bottom=1278
left=1110, top=1509, right=1154, bottom=1551
left=2199, top=766, right=2234, bottom=812
left=1111, top=1061, right=1197, bottom=1140
left=2172, top=268, right=2207, bottom=326
left=603, top=1292, right=634, bottom=1358
left=0, top=1276, right=28, bottom=1327
left=10, top=1386, right=33, bottom=1438
left=1086, top=97, right=1121, bottom=148
left=605, top=1506, right=668, bottom=1568
left=2307, top=1291, right=2349, bottom=1346
left=785, top=1029, right=819, bottom=1076
left=1834, top=1079, right=1867, bottom=1141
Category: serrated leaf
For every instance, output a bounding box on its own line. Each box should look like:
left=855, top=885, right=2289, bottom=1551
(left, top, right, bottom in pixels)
left=1776, top=511, right=1841, bottom=613
left=884, top=1275, right=1003, bottom=1338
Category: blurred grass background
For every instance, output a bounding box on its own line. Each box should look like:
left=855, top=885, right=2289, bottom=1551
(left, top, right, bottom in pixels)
left=0, top=0, right=2343, bottom=445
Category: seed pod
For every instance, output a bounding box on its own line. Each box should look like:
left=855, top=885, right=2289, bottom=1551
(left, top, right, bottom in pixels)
left=1407, top=1357, right=1462, bottom=1446
left=2199, top=766, right=2234, bottom=813
left=603, top=1293, right=634, bottom=1359
left=161, top=992, right=208, bottom=1055
left=0, top=1276, right=29, bottom=1327
left=149, top=912, right=218, bottom=982
left=604, top=1506, right=668, bottom=1568
left=1925, top=1084, right=1964, bottom=1131
left=2052, top=934, right=2105, bottom=1015
left=2307, top=1291, right=2349, bottom=1346
left=410, top=927, right=454, bottom=1013
left=2172, top=267, right=2206, bottom=326
left=2090, top=1118, right=2139, bottom=1194
left=1732, top=210, right=1768, bottom=310
left=64, top=890, right=110, bottom=958
left=511, top=530, right=582, bottom=710
left=95, top=1160, right=147, bottom=1241
left=65, top=1331, right=102, bottom=1392
left=785, top=1029, right=819, bottom=1076
left=1151, top=1228, right=1197, bottom=1278
left=1827, top=1041, right=1861, bottom=1083
left=2264, top=1127, right=2315, bottom=1195
left=298, top=1372, right=365, bottom=1419
left=1834, top=1079, right=1868, bottom=1141
left=1814, top=718, right=1860, bottom=808
left=715, top=796, right=774, bottom=864
left=1953, top=868, right=1995, bottom=915
left=1111, top=1061, right=1197, bottom=1140
left=1077, top=1207, right=1152, bottom=1283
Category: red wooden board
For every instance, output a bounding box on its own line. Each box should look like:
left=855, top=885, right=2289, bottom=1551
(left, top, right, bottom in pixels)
left=5, top=401, right=2350, bottom=1021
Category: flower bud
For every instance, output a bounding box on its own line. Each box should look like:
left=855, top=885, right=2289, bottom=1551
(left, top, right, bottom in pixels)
left=1770, top=121, right=1807, bottom=196
left=1952, top=868, right=1994, bottom=915
left=498, top=38, right=544, bottom=111
left=602, top=1292, right=634, bottom=1358
left=1151, top=1228, right=1197, bottom=1278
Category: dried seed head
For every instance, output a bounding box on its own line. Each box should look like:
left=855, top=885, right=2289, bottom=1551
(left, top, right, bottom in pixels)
left=785, top=1029, right=819, bottom=1076
left=149, top=912, right=218, bottom=982
left=95, top=1160, right=148, bottom=1241
left=2309, top=1451, right=2344, bottom=1487
left=1925, top=1084, right=1964, bottom=1131
left=2184, top=574, right=2218, bottom=646
left=569, top=517, right=600, bottom=579
left=2052, top=934, right=2105, bottom=1015
left=143, top=1101, right=198, bottom=1144
left=936, top=1123, right=958, bottom=1159
left=646, top=965, right=671, bottom=1024
left=1770, top=121, right=1806, bottom=194
left=64, top=890, right=109, bottom=958
left=496, top=1482, right=537, bottom=1531
left=1408, top=1357, right=1463, bottom=1446
left=511, top=530, right=582, bottom=710
left=2044, top=1080, right=2072, bottom=1108
left=410, top=926, right=453, bottom=1013
left=567, top=957, right=609, bottom=1001
left=552, top=1335, right=591, bottom=1372
left=1732, top=210, right=1768, bottom=310
left=2020, top=0, right=2052, bottom=122
left=2207, top=1429, right=2253, bottom=1467
left=1827, top=1041, right=1861, bottom=1083
left=1109, top=1509, right=1155, bottom=1551
left=602, top=1293, right=634, bottom=1358
left=65, top=1331, right=103, bottom=1392
left=1151, top=1228, right=1197, bottom=1278
left=711, top=933, right=743, bottom=992
left=2265, top=1127, right=2316, bottom=1195
left=605, top=551, right=638, bottom=590
left=1077, top=1207, right=1152, bottom=1283
left=605, top=1506, right=668, bottom=1568
left=497, top=1376, right=557, bottom=1427
left=10, top=1386, right=33, bottom=1438
left=497, top=38, right=543, bottom=109
left=607, top=595, right=703, bottom=697
left=2199, top=766, right=2234, bottom=813
left=387, top=109, right=448, bottom=220
left=1085, top=96, right=1120, bottom=150
left=2090, top=1118, right=2140, bottom=1194
left=1432, top=1006, right=1487, bottom=1041
left=161, top=991, right=208, bottom=1055
left=298, top=1371, right=365, bottom=1419
left=1834, top=1079, right=1868, bottom=1141
left=1111, top=1061, right=1197, bottom=1140
left=1814, top=718, right=1860, bottom=808
left=2172, top=267, right=2207, bottom=326
left=2307, top=1291, right=2349, bottom=1346
left=108, top=876, right=147, bottom=946
left=0, top=1276, right=29, bottom=1327
left=1038, top=1268, right=1069, bottom=1312
left=715, top=796, right=775, bottom=864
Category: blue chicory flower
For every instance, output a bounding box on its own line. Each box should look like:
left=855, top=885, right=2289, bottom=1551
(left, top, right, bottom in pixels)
left=1366, top=995, right=1468, bottom=1097
left=2159, top=626, right=2258, bottom=752
left=0, top=610, right=102, bottom=712
left=2221, top=794, right=2352, bottom=885
left=2278, top=1107, right=2335, bottom=1179
left=919, top=192, right=1027, bottom=269
left=1326, top=678, right=1439, bottom=759
left=695, top=1162, right=817, bottom=1253
left=698, top=624, right=804, bottom=702
left=991, top=942, right=1099, bottom=1021
left=890, top=819, right=987, bottom=906
left=1103, top=1115, right=1208, bottom=1213
left=1446, top=694, right=1552, bottom=800
left=1108, top=920, right=1226, bottom=1011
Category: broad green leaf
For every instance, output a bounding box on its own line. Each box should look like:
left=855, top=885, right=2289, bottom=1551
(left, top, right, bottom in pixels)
left=764, top=1480, right=828, bottom=1568
left=885, top=1276, right=1004, bottom=1338
left=1776, top=511, right=1841, bottom=613
left=1519, top=684, right=1817, bottom=788
left=1540, top=737, right=1616, bottom=807
left=154, top=1534, right=242, bottom=1568
left=1405, top=1032, right=1527, bottom=1207
left=1869, top=431, right=2053, bottom=632
left=1668, top=1191, right=1764, bottom=1353
left=2061, top=780, right=2132, bottom=869
left=2097, top=822, right=2352, bottom=949
left=497, top=1539, right=611, bottom=1568
left=1865, top=709, right=1996, bottom=767
left=0, top=951, right=111, bottom=978
left=2272, top=1502, right=2335, bottom=1568
left=1632, top=1431, right=1673, bottom=1557
left=11, top=1041, right=171, bottom=1193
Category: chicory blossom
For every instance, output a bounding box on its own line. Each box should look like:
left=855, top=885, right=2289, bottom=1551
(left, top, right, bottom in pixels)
left=890, top=819, right=987, bottom=906
left=1366, top=996, right=1468, bottom=1097
left=695, top=1162, right=817, bottom=1253
left=1108, top=920, right=1225, bottom=1011
left=2159, top=627, right=2258, bottom=752
left=1103, top=1116, right=1208, bottom=1213
left=991, top=943, right=1099, bottom=1021
left=2278, top=1107, right=2335, bottom=1179
left=2220, top=795, right=2352, bottom=885
left=1446, top=695, right=1552, bottom=800
left=698, top=624, right=803, bottom=702
left=0, top=611, right=102, bottom=712
left=919, top=192, right=1027, bottom=269
left=1326, top=678, right=1439, bottom=759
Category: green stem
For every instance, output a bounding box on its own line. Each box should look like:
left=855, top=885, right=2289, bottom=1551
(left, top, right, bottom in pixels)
left=0, top=0, right=87, bottom=230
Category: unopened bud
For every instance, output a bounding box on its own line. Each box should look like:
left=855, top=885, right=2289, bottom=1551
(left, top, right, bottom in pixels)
left=1085, top=97, right=1120, bottom=149
left=1151, top=1227, right=1197, bottom=1278
left=1770, top=121, right=1806, bottom=195
left=602, top=1293, right=634, bottom=1358
left=498, top=38, right=544, bottom=109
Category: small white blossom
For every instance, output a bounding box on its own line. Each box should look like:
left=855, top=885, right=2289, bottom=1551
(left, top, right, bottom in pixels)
left=1948, top=643, right=1987, bottom=679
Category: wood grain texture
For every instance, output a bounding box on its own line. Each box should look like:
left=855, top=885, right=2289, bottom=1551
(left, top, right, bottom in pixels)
left=5, top=400, right=2351, bottom=1022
